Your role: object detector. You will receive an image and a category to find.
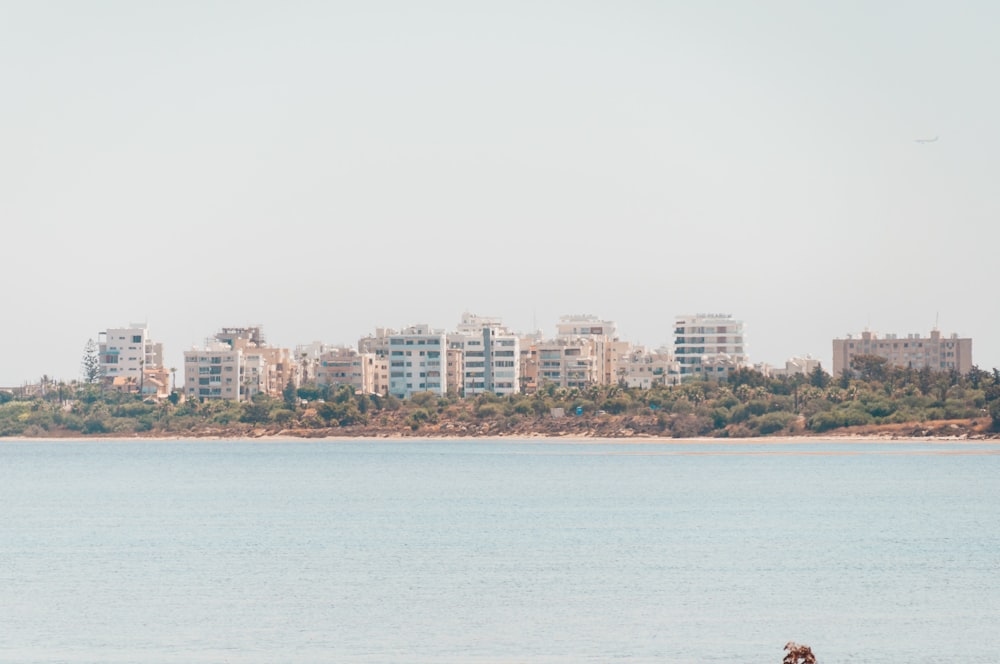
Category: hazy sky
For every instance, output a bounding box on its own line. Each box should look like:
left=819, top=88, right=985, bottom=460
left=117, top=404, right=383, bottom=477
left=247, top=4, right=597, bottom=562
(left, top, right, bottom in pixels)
left=2, top=1, right=998, bottom=385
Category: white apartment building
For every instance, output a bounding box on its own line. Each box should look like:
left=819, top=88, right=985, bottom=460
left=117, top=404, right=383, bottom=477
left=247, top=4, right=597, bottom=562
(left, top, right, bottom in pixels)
left=388, top=325, right=447, bottom=399
left=619, top=346, right=681, bottom=389
left=98, top=323, right=164, bottom=394
left=183, top=343, right=244, bottom=401
left=765, top=355, right=823, bottom=378
left=674, top=314, right=748, bottom=380
left=448, top=313, right=520, bottom=396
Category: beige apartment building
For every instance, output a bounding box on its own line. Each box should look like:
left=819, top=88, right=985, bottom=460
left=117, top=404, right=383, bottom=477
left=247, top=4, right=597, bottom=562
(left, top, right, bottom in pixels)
left=530, top=337, right=598, bottom=390
left=183, top=343, right=243, bottom=401
left=832, top=329, right=972, bottom=376
left=316, top=346, right=376, bottom=394
left=183, top=326, right=294, bottom=401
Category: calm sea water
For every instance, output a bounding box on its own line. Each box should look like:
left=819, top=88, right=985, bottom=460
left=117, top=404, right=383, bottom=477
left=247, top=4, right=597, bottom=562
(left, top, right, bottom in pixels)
left=1, top=439, right=998, bottom=664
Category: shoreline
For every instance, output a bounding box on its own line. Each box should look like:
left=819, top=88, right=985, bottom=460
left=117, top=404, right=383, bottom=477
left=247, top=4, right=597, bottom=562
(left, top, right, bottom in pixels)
left=2, top=433, right=997, bottom=444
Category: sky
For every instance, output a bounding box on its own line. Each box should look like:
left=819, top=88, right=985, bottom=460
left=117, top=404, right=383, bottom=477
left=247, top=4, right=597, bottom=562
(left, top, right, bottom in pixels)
left=2, top=1, right=998, bottom=385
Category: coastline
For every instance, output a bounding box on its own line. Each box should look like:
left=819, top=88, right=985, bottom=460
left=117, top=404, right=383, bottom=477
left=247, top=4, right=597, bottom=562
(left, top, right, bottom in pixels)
left=3, top=432, right=997, bottom=444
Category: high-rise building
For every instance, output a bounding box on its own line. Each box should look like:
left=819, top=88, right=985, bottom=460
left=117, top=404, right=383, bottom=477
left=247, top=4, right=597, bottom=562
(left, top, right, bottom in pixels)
left=183, top=343, right=244, bottom=401
left=388, top=325, right=447, bottom=399
left=673, top=314, right=747, bottom=380
left=98, top=323, right=164, bottom=395
left=448, top=313, right=520, bottom=397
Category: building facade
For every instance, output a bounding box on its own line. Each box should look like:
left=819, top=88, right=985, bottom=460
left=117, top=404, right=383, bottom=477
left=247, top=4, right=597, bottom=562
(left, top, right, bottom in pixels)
left=316, top=346, right=376, bottom=394
left=183, top=343, right=244, bottom=401
left=448, top=313, right=520, bottom=396
left=832, top=329, right=973, bottom=376
left=674, top=314, right=747, bottom=380
left=98, top=323, right=165, bottom=397
left=388, top=325, right=447, bottom=399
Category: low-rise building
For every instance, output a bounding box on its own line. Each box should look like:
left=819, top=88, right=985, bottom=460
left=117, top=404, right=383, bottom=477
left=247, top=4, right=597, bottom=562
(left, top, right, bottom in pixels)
left=619, top=346, right=681, bottom=389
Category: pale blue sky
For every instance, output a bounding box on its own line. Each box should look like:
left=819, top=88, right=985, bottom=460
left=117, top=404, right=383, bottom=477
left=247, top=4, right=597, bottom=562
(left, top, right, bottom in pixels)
left=2, top=1, right=998, bottom=385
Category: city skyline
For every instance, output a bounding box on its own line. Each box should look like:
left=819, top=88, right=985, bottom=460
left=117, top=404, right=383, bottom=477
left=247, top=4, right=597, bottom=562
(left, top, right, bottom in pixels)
left=0, top=309, right=978, bottom=387
left=3, top=3, right=999, bottom=386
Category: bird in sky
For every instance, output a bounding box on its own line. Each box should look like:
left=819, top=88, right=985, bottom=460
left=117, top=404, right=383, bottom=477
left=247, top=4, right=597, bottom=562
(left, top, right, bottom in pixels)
left=915, top=136, right=939, bottom=143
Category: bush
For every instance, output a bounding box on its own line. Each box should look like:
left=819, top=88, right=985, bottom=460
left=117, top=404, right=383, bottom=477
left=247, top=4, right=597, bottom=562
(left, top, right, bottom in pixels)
left=808, top=411, right=843, bottom=432
left=751, top=412, right=795, bottom=435
left=476, top=403, right=503, bottom=419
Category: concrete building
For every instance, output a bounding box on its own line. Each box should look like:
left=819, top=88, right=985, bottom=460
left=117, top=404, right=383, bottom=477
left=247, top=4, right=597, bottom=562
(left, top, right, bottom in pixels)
left=448, top=313, right=520, bottom=397
left=388, top=324, right=447, bottom=399
left=555, top=314, right=616, bottom=338
left=619, top=346, right=681, bottom=389
left=293, top=341, right=327, bottom=386
left=358, top=328, right=397, bottom=396
left=98, top=323, right=165, bottom=397
left=553, top=314, right=629, bottom=385
left=832, top=329, right=973, bottom=376
left=210, top=326, right=294, bottom=399
left=532, top=338, right=597, bottom=390
left=766, top=355, right=823, bottom=378
left=183, top=343, right=244, bottom=401
left=316, top=346, right=376, bottom=394
left=674, top=314, right=748, bottom=380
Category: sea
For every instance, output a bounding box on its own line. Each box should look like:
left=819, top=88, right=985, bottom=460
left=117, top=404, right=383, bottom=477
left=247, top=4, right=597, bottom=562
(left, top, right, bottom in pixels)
left=1, top=438, right=998, bottom=664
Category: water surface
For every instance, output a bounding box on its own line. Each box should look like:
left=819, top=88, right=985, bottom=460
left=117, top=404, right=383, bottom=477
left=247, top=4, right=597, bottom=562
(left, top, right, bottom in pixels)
left=2, top=439, right=998, bottom=663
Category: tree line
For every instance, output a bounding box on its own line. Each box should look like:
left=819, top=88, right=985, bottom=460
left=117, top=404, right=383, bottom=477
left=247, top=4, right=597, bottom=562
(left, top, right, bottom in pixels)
left=2, top=355, right=999, bottom=438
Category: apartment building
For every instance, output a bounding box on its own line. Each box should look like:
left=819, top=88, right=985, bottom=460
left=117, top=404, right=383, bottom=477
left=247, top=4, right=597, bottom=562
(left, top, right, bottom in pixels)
left=532, top=337, right=598, bottom=390
left=213, top=326, right=294, bottom=398
left=183, top=343, right=244, bottom=401
left=764, top=356, right=823, bottom=378
left=674, top=314, right=747, bottom=380
left=832, top=329, right=972, bottom=376
left=358, top=328, right=396, bottom=396
left=316, top=346, right=376, bottom=394
left=388, top=325, right=447, bottom=399
left=448, top=313, right=520, bottom=396
left=554, top=314, right=628, bottom=385
left=619, top=346, right=681, bottom=389
left=98, top=323, right=165, bottom=397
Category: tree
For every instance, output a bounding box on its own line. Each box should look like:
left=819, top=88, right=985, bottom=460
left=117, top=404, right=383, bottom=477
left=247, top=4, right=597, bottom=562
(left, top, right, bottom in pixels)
left=808, top=364, right=831, bottom=388
left=283, top=379, right=297, bottom=408
left=81, top=339, right=101, bottom=384
left=850, top=354, right=889, bottom=382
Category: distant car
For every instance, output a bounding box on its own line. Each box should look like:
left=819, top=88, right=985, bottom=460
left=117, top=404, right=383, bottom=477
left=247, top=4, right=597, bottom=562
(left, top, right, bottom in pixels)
left=596, top=410, right=606, bottom=415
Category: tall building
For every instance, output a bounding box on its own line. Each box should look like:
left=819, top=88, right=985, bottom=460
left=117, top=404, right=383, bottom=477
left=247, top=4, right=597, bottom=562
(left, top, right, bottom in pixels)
left=554, top=314, right=628, bottom=385
left=532, top=338, right=598, bottom=390
left=98, top=323, right=164, bottom=395
left=388, top=324, right=447, bottom=399
left=832, top=329, right=972, bottom=376
left=212, top=326, right=293, bottom=399
left=183, top=343, right=244, bottom=401
left=673, top=314, right=747, bottom=380
left=448, top=313, right=520, bottom=396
